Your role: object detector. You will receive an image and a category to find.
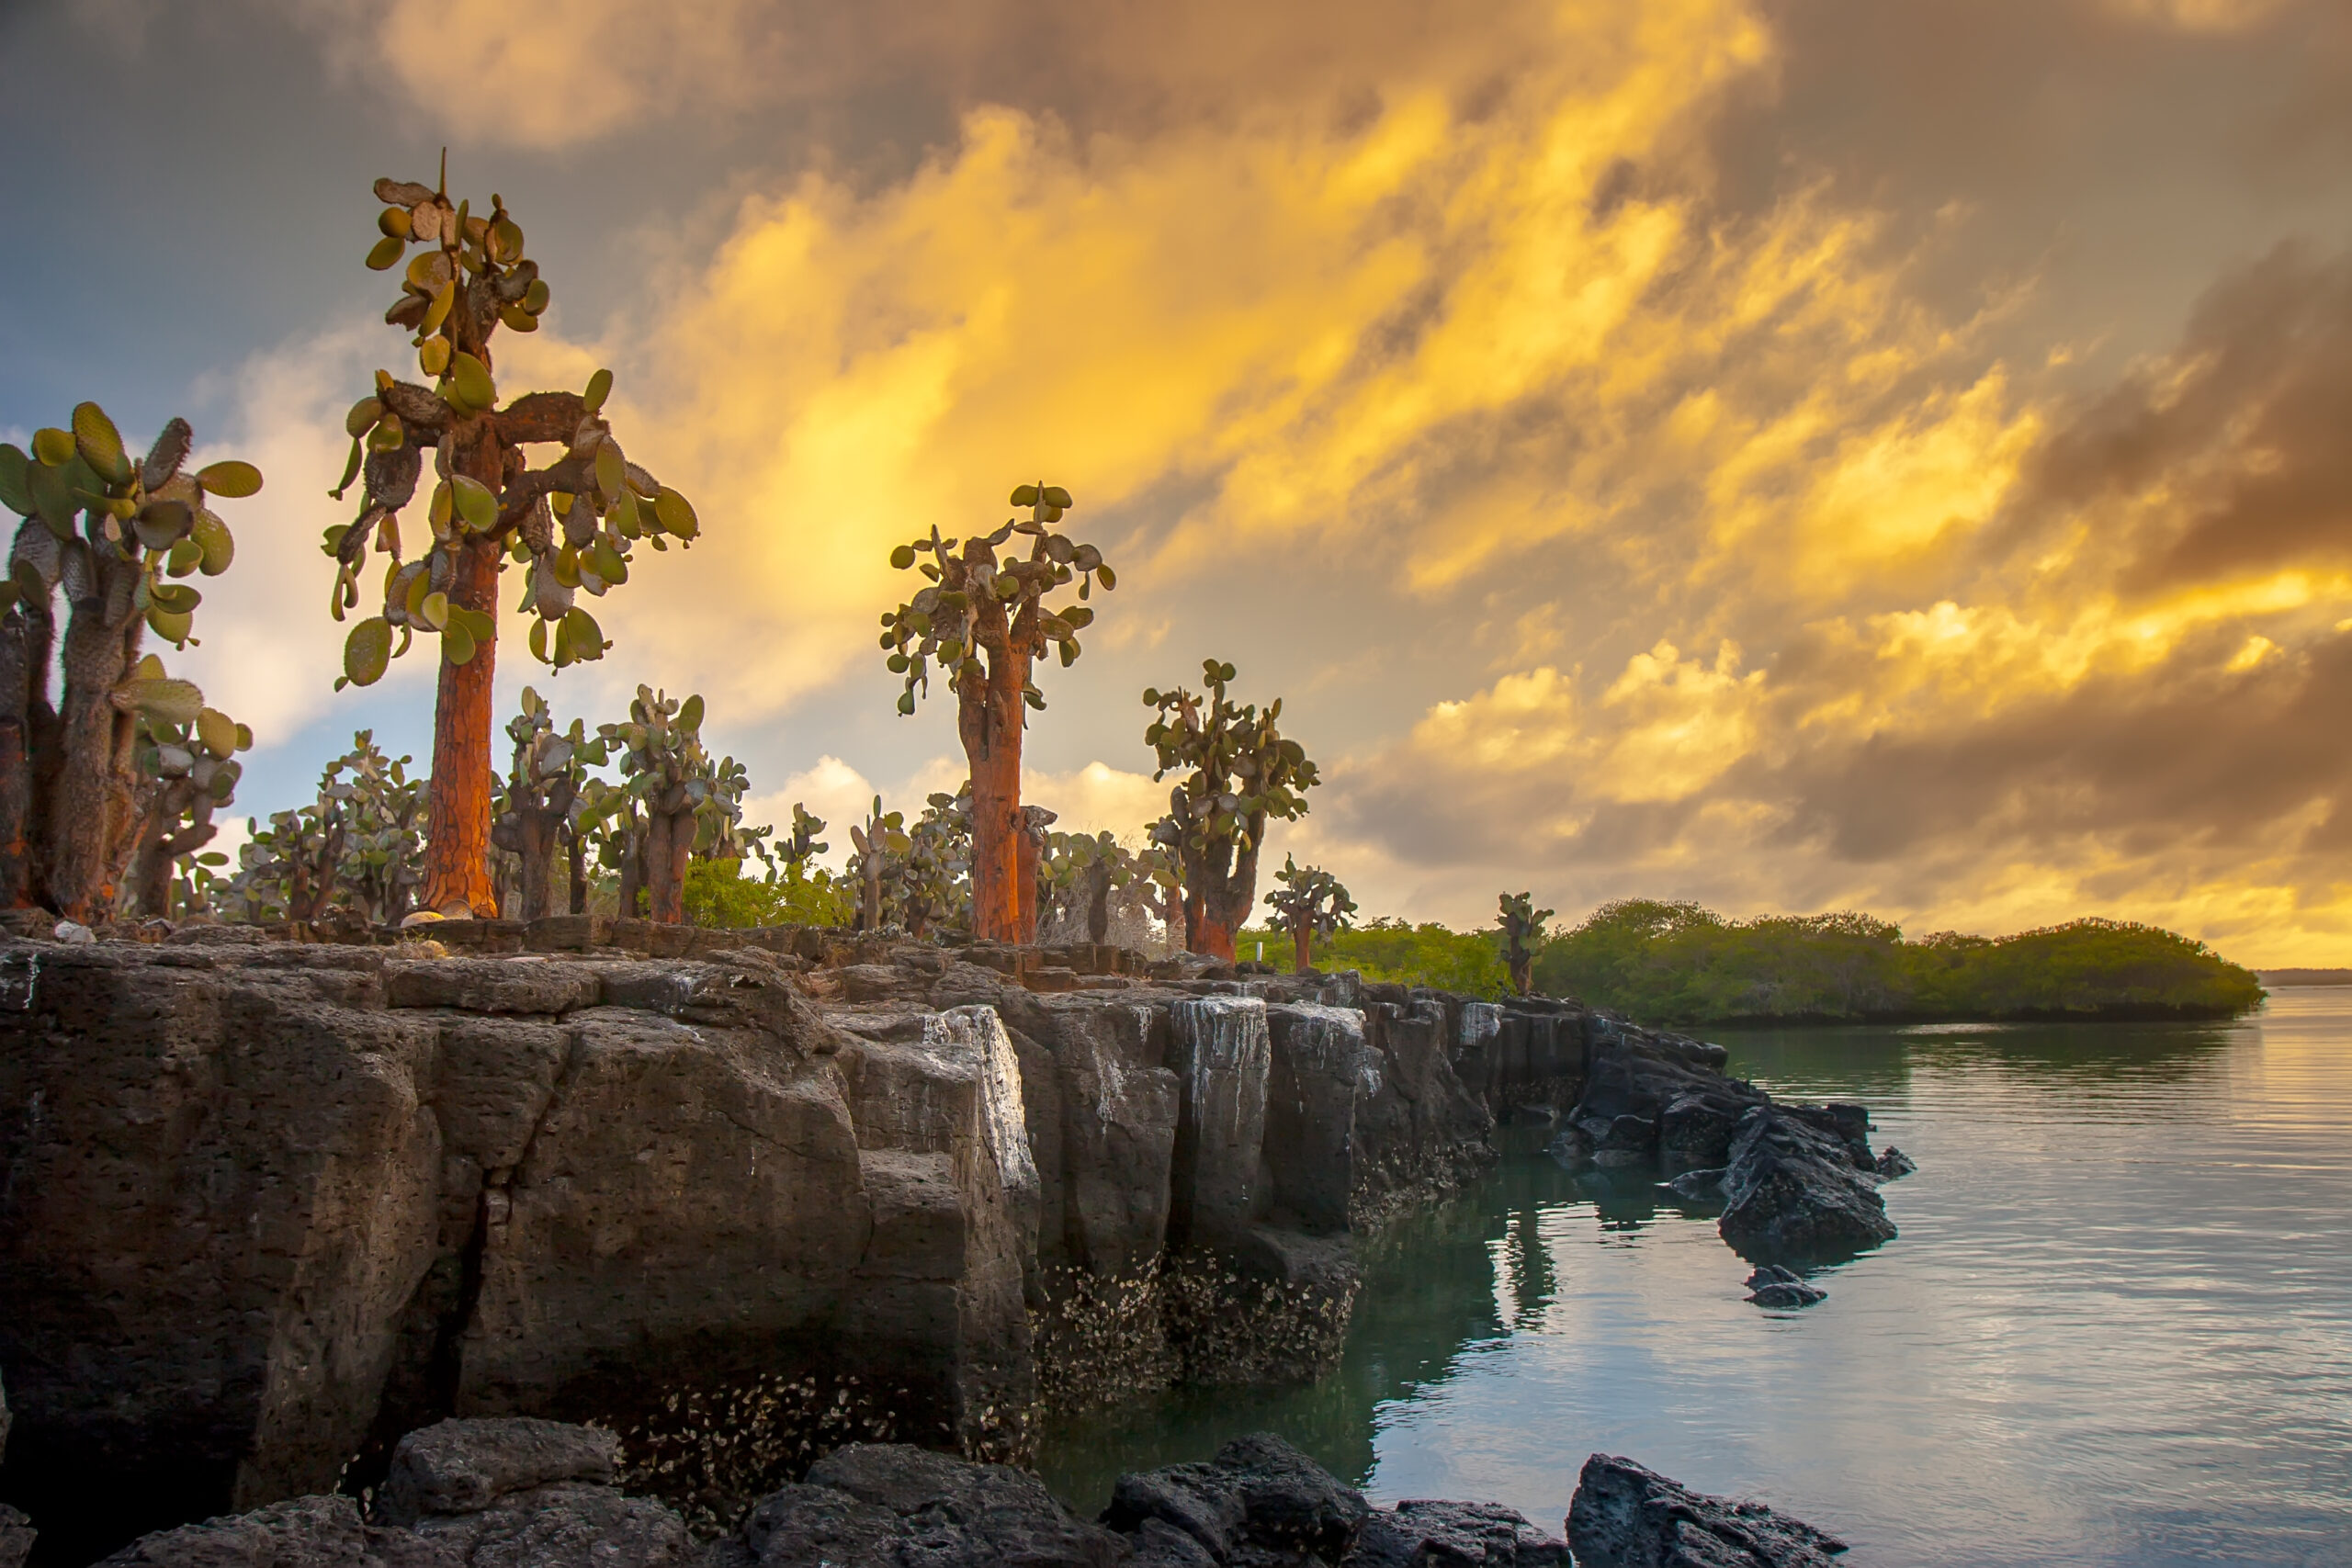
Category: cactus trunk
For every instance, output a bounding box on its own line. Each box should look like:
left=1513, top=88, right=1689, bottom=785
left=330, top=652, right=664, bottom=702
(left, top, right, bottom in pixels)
left=959, top=642, right=1029, bottom=944
left=0, top=599, right=54, bottom=909
left=1292, top=927, right=1313, bottom=973
left=419, top=530, right=503, bottom=918
left=643, top=807, right=694, bottom=924
left=47, top=572, right=147, bottom=923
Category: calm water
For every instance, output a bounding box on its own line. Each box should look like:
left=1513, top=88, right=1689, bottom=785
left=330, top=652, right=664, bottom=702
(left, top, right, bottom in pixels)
left=1034, top=990, right=2352, bottom=1566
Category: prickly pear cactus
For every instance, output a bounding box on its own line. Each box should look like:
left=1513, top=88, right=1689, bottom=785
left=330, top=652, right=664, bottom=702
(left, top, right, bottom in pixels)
left=1263, top=854, right=1356, bottom=974
left=328, top=166, right=701, bottom=688
left=123, top=674, right=253, bottom=919
left=1142, top=660, right=1319, bottom=959
left=0, top=401, right=260, bottom=918
left=878, top=483, right=1113, bottom=942
left=1497, top=890, right=1554, bottom=996
left=599, top=685, right=718, bottom=923
left=492, top=686, right=609, bottom=921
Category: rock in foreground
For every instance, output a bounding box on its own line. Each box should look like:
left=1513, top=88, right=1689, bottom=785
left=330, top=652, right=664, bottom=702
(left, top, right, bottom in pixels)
left=1567, top=1454, right=1848, bottom=1567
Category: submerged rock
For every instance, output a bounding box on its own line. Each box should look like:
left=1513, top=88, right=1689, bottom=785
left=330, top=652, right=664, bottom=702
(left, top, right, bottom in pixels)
left=1566, top=1454, right=1848, bottom=1567
left=1744, top=1265, right=1827, bottom=1309
left=1657, top=1168, right=1725, bottom=1206
left=1717, top=1105, right=1897, bottom=1264
left=1874, top=1146, right=1917, bottom=1179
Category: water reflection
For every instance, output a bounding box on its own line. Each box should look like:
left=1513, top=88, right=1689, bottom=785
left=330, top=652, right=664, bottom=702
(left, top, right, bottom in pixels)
left=1035, top=993, right=2352, bottom=1565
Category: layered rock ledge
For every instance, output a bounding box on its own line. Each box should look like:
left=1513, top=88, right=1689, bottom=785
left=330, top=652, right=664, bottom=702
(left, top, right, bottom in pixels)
left=0, top=922, right=1896, bottom=1562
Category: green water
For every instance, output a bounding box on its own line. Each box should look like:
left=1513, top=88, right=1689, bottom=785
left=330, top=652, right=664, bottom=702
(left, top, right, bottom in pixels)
left=1034, top=991, right=2352, bottom=1565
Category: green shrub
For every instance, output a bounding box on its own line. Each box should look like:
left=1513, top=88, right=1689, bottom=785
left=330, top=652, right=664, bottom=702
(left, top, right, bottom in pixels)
left=682, top=858, right=854, bottom=930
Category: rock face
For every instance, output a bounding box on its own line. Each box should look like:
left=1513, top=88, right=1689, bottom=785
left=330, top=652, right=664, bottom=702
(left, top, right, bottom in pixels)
left=1566, top=1454, right=1848, bottom=1567
left=1717, top=1107, right=1898, bottom=1264
left=0, top=935, right=1505, bottom=1558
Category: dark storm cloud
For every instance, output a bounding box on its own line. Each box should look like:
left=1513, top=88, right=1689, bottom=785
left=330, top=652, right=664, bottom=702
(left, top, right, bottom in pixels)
left=2018, top=243, right=2352, bottom=592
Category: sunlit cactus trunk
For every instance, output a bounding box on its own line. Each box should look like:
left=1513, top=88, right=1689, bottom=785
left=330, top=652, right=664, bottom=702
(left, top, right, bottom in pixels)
left=418, top=528, right=503, bottom=917
left=960, top=646, right=1029, bottom=943
left=642, top=805, right=694, bottom=924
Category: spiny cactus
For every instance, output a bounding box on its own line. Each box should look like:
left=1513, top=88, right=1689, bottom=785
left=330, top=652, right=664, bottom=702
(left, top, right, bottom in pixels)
left=1263, top=855, right=1357, bottom=974
left=0, top=401, right=259, bottom=920
left=332, top=163, right=699, bottom=919
left=123, top=675, right=253, bottom=919
left=846, top=796, right=909, bottom=934
left=880, top=483, right=1113, bottom=942
left=227, top=733, right=424, bottom=927
left=490, top=686, right=610, bottom=921
left=1040, top=829, right=1152, bottom=946
left=1143, top=660, right=1320, bottom=960
left=1498, top=890, right=1554, bottom=996
left=599, top=686, right=718, bottom=924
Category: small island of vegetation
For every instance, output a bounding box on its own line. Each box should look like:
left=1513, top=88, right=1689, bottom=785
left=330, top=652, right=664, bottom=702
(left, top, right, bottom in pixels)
left=1247, top=898, right=2265, bottom=1024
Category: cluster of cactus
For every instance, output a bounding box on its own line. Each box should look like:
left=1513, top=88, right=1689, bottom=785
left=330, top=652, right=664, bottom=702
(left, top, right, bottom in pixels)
left=223, top=733, right=424, bottom=927
left=845, top=787, right=973, bottom=937
left=122, top=670, right=254, bottom=919
left=1497, top=891, right=1555, bottom=996
left=0, top=400, right=260, bottom=920
left=330, top=165, right=698, bottom=919
left=1263, top=855, right=1357, bottom=973
left=591, top=686, right=729, bottom=924
left=489, top=686, right=610, bottom=921
left=1038, top=829, right=1165, bottom=947
left=1142, top=660, right=1320, bottom=960
left=880, top=483, right=1113, bottom=941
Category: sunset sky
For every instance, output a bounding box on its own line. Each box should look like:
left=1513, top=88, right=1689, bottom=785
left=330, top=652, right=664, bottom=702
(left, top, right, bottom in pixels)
left=4, top=0, right=2349, bottom=961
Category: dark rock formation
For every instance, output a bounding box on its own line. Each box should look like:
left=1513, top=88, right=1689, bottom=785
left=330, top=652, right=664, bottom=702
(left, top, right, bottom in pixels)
left=1566, top=1454, right=1847, bottom=1567
left=719, top=1442, right=1126, bottom=1568
left=100, top=1418, right=691, bottom=1568
left=1874, top=1147, right=1917, bottom=1179
left=1105, top=1432, right=1373, bottom=1563
left=94, top=1419, right=1853, bottom=1568
left=1342, top=1501, right=1567, bottom=1568
left=0, top=933, right=1506, bottom=1558
left=1717, top=1107, right=1897, bottom=1264
left=1743, top=1266, right=1826, bottom=1309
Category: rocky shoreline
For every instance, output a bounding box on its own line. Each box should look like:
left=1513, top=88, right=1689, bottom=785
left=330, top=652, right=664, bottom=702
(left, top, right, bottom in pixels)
left=0, top=919, right=1908, bottom=1563
left=86, top=1416, right=1851, bottom=1568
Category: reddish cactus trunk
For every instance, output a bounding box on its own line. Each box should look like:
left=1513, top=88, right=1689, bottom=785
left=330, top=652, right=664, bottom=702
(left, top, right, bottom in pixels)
left=418, top=529, right=503, bottom=918
left=959, top=640, right=1029, bottom=944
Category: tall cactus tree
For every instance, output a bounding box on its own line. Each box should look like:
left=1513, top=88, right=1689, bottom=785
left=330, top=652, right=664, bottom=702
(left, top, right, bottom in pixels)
left=0, top=402, right=258, bottom=920
left=881, top=483, right=1113, bottom=942
left=331, top=164, right=699, bottom=918
left=1264, top=855, right=1356, bottom=974
left=1498, top=891, right=1554, bottom=996
left=1144, top=660, right=1320, bottom=960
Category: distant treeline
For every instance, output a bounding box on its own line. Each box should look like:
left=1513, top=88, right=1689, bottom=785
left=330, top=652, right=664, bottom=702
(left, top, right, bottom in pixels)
left=1246, top=900, right=2265, bottom=1023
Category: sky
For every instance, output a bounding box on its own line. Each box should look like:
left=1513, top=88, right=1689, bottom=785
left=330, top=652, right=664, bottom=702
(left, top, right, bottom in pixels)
left=3, top=0, right=2349, bottom=962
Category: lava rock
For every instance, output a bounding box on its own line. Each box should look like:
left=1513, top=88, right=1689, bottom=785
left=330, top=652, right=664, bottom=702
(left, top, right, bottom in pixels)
left=734, top=1443, right=1126, bottom=1568
left=97, top=1495, right=454, bottom=1568
left=1744, top=1265, right=1826, bottom=1309
left=1874, top=1146, right=1917, bottom=1179
left=0, top=1507, right=29, bottom=1568
left=377, top=1417, right=619, bottom=1526
left=1717, top=1105, right=1897, bottom=1263
left=1105, top=1432, right=1372, bottom=1563
left=1566, top=1455, right=1847, bottom=1567
left=1342, top=1500, right=1566, bottom=1568
left=1657, top=1095, right=1745, bottom=1173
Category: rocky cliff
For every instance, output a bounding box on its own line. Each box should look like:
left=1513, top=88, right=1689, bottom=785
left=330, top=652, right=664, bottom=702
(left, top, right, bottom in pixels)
left=0, top=920, right=1891, bottom=1564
